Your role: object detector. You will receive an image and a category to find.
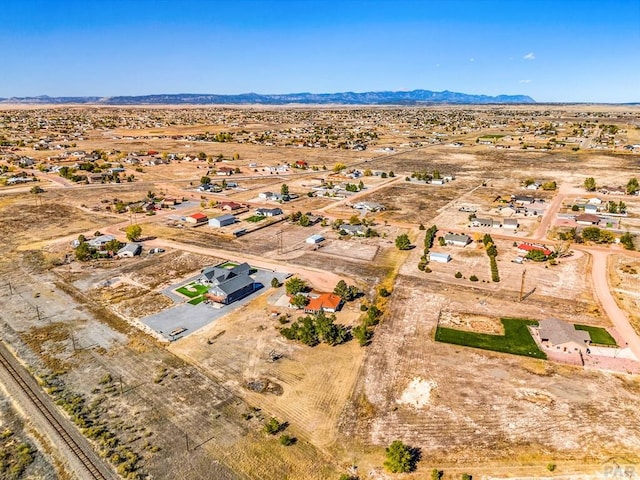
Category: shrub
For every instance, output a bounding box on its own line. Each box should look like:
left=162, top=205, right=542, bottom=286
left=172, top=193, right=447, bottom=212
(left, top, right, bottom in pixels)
left=547, top=463, right=556, bottom=472
left=279, top=434, right=296, bottom=446
left=469, top=275, right=479, bottom=282
left=264, top=418, right=282, bottom=435
left=455, top=271, right=463, bottom=279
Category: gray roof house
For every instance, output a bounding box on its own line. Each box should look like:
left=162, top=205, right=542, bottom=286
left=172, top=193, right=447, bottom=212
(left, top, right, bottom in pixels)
left=472, top=217, right=494, bottom=228
left=88, top=235, right=116, bottom=248
left=340, top=224, right=366, bottom=236
left=444, top=233, right=471, bottom=247
left=256, top=207, right=283, bottom=217
left=537, top=318, right=591, bottom=353
left=200, top=262, right=258, bottom=304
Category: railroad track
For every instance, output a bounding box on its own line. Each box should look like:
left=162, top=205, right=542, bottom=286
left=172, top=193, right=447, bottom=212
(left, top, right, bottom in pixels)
left=0, top=343, right=113, bottom=480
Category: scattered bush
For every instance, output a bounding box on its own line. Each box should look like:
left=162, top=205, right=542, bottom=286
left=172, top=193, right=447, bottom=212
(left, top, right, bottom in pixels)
left=469, top=275, right=479, bottom=282
left=455, top=271, right=463, bottom=279
left=279, top=434, right=296, bottom=446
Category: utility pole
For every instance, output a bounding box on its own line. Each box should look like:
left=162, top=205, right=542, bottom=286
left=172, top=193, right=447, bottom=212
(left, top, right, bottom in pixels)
left=35, top=305, right=41, bottom=322
left=519, top=269, right=527, bottom=302
left=185, top=433, right=190, bottom=452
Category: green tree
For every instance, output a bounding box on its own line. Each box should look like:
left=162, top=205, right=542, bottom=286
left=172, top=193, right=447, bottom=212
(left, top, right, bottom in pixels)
left=298, top=214, right=310, bottom=227
left=270, top=277, right=281, bottom=288
left=74, top=241, right=94, bottom=261
left=285, top=277, right=307, bottom=295
left=200, top=176, right=211, bottom=185
left=352, top=324, right=373, bottom=346
left=584, top=177, right=596, bottom=192
left=525, top=249, right=548, bottom=262
left=264, top=418, right=282, bottom=435
left=395, top=234, right=411, bottom=250
left=279, top=434, right=296, bottom=446
left=620, top=232, right=635, bottom=250
left=125, top=224, right=142, bottom=241
left=334, top=280, right=359, bottom=301
left=280, top=183, right=290, bottom=197
left=290, top=294, right=309, bottom=309
left=626, top=177, right=639, bottom=195
left=582, top=226, right=601, bottom=242
left=384, top=440, right=418, bottom=473
left=104, top=239, right=123, bottom=252
left=431, top=469, right=444, bottom=480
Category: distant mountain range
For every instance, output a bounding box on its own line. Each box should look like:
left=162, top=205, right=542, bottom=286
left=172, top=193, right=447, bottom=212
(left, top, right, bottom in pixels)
left=0, top=89, right=535, bottom=105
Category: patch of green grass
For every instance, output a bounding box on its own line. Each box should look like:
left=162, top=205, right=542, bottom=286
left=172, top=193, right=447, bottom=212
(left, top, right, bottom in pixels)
left=435, top=318, right=546, bottom=359
left=176, top=282, right=209, bottom=298
left=188, top=296, right=205, bottom=305
left=478, top=134, right=505, bottom=139
left=575, top=324, right=617, bottom=346
left=245, top=215, right=267, bottom=223
left=219, top=261, right=239, bottom=269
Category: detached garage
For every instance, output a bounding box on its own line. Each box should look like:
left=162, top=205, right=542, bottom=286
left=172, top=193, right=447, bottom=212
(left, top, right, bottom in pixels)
left=429, top=252, right=451, bottom=263
left=209, top=214, right=237, bottom=228
left=306, top=234, right=325, bottom=244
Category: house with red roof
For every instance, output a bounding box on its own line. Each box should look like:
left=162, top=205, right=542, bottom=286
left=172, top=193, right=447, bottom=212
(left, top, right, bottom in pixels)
left=303, top=293, right=343, bottom=314
left=185, top=212, right=208, bottom=225
left=517, top=243, right=552, bottom=256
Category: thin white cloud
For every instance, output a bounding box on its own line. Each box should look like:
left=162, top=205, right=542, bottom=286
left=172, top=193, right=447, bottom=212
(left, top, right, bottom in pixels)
left=519, top=79, right=532, bottom=83
left=523, top=52, right=535, bottom=60
left=469, top=57, right=475, bottom=62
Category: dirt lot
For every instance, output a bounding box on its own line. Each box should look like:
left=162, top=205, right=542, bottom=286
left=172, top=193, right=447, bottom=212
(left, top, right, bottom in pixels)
left=338, top=276, right=640, bottom=477
left=610, top=254, right=640, bottom=334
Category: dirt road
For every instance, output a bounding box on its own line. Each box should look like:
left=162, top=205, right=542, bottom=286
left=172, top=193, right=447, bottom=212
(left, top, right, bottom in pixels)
left=589, top=249, right=640, bottom=360
left=145, top=238, right=347, bottom=292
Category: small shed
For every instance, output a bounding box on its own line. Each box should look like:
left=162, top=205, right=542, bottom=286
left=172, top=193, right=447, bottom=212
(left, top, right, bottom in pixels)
left=306, top=234, right=325, bottom=244
left=209, top=214, right=237, bottom=228
left=429, top=252, right=451, bottom=263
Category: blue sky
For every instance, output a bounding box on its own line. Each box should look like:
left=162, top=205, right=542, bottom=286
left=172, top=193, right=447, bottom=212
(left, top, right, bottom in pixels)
left=1, top=0, right=639, bottom=102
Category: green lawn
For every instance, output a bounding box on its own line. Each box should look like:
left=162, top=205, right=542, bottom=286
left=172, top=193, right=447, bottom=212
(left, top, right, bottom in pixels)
left=188, top=296, right=206, bottom=305
left=176, top=282, right=209, bottom=298
left=219, top=261, right=239, bottom=269
left=478, top=134, right=505, bottom=139
left=575, top=324, right=617, bottom=346
left=245, top=215, right=267, bottom=223
left=435, top=318, right=546, bottom=359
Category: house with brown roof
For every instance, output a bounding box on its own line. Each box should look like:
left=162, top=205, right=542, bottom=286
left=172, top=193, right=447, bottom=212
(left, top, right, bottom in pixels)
left=575, top=213, right=600, bottom=225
